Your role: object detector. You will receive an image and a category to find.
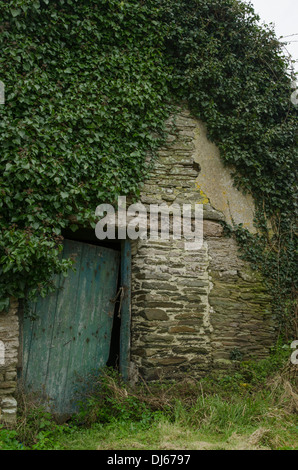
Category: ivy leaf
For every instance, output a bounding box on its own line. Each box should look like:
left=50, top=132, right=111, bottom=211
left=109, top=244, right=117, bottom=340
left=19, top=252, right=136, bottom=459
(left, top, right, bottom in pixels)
left=10, top=9, right=21, bottom=17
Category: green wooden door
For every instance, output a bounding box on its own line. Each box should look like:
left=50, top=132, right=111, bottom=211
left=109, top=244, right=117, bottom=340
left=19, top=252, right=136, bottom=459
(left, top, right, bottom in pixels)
left=22, top=240, right=120, bottom=415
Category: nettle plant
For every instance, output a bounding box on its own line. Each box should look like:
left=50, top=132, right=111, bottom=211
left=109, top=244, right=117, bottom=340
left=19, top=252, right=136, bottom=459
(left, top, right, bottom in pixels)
left=0, top=0, right=297, bottom=332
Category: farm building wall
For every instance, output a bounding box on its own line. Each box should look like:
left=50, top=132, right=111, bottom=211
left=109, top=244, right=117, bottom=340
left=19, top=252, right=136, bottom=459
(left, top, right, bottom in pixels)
left=0, top=109, right=277, bottom=423
left=130, top=109, right=276, bottom=381
left=0, top=298, right=19, bottom=425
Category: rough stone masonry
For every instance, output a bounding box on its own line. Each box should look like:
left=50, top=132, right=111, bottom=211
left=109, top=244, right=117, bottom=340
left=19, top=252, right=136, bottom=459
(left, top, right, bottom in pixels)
left=130, top=108, right=276, bottom=381
left=0, top=108, right=277, bottom=424
left=0, top=298, right=19, bottom=425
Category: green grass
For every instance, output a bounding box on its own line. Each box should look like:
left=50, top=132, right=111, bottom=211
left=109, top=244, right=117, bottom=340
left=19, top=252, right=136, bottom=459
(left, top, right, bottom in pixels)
left=1, top=351, right=297, bottom=450
left=1, top=388, right=297, bottom=450
left=47, top=397, right=298, bottom=451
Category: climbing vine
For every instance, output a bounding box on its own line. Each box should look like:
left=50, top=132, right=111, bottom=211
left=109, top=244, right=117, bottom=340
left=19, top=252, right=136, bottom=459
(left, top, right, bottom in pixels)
left=0, top=0, right=297, bottom=332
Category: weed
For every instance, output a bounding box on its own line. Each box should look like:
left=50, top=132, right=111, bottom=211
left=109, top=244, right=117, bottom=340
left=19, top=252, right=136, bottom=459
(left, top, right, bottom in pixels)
left=0, top=350, right=296, bottom=450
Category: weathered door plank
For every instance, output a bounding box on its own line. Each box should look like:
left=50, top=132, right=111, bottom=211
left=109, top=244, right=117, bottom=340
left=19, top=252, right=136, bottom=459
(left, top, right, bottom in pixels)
left=22, top=240, right=120, bottom=414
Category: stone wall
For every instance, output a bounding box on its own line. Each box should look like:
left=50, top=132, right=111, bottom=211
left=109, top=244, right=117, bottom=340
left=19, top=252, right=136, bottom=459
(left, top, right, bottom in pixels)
left=131, top=238, right=212, bottom=381
left=130, top=109, right=276, bottom=381
left=0, top=299, right=19, bottom=425
left=0, top=109, right=278, bottom=421
left=208, top=238, right=275, bottom=371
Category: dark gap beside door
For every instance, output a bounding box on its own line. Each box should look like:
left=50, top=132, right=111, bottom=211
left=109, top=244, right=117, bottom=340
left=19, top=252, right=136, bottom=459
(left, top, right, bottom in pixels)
left=106, top=283, right=121, bottom=369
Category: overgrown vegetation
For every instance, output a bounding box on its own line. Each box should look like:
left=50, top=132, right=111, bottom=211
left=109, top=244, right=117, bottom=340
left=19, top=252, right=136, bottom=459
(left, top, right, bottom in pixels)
left=0, top=348, right=297, bottom=450
left=0, top=0, right=297, bottom=332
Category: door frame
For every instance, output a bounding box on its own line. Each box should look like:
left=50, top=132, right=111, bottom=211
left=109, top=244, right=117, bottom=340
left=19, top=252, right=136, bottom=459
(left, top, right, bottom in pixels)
left=119, top=240, right=131, bottom=381
left=19, top=237, right=132, bottom=393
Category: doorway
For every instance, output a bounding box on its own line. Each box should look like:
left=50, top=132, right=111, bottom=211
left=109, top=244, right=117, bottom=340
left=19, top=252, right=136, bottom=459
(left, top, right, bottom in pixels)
left=20, top=235, right=131, bottom=415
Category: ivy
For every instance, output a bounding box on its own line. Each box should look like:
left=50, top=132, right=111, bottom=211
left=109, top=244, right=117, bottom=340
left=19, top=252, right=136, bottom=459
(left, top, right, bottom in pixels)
left=0, top=0, right=297, bottom=330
